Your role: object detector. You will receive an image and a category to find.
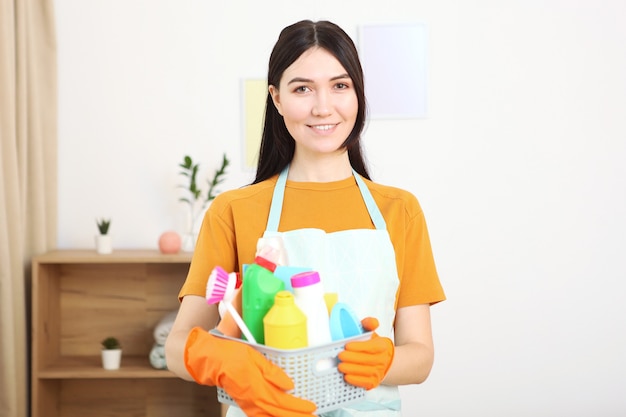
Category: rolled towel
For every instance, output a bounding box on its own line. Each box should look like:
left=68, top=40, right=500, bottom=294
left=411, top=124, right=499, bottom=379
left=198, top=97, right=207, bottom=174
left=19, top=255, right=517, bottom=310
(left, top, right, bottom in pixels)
left=149, top=343, right=167, bottom=369
left=153, top=310, right=178, bottom=345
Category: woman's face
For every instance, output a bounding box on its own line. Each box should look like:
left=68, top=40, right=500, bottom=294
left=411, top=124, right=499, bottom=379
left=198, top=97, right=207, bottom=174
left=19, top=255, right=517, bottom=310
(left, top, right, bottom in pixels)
left=269, top=47, right=358, bottom=159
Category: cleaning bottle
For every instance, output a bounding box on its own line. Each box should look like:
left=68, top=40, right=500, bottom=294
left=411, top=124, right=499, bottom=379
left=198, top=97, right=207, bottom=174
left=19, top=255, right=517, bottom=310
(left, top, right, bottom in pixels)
left=242, top=256, right=285, bottom=344
left=291, top=271, right=332, bottom=346
left=263, top=291, right=307, bottom=349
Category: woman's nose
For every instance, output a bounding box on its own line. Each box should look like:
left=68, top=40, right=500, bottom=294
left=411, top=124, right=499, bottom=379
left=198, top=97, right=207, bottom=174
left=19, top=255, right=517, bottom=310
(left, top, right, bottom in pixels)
left=312, top=91, right=332, bottom=117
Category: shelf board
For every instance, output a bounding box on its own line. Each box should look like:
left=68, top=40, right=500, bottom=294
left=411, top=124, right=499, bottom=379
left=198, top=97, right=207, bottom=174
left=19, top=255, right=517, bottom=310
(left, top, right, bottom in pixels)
left=38, top=355, right=178, bottom=379
left=33, top=249, right=193, bottom=264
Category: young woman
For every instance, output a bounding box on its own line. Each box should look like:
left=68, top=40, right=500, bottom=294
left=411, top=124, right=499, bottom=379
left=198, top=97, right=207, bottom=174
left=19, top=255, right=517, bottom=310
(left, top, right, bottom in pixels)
left=165, top=20, right=445, bottom=417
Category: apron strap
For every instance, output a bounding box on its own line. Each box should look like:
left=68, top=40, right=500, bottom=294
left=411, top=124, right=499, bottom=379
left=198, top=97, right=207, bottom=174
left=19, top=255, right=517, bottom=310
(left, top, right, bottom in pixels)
left=266, top=166, right=289, bottom=232
left=265, top=165, right=387, bottom=232
left=352, top=169, right=387, bottom=230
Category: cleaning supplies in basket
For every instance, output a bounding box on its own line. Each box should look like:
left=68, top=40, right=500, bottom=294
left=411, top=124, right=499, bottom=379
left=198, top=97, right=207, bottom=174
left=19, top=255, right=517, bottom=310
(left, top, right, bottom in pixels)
left=209, top=264, right=374, bottom=412
left=211, top=262, right=364, bottom=348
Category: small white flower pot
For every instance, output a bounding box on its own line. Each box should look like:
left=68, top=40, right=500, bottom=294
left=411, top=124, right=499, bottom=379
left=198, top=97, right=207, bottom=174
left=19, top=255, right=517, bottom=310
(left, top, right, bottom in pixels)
left=96, top=234, right=112, bottom=254
left=101, top=349, right=122, bottom=370
left=181, top=232, right=196, bottom=252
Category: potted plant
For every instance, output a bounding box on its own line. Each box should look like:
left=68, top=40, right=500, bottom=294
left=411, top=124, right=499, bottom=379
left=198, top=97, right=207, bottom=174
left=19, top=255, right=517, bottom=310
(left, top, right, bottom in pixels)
left=178, top=153, right=229, bottom=251
left=101, top=336, right=122, bottom=370
left=95, top=218, right=112, bottom=254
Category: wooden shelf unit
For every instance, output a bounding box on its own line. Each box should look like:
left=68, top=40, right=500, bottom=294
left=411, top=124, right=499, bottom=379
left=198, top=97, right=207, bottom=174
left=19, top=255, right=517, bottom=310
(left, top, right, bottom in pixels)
left=31, top=250, right=224, bottom=417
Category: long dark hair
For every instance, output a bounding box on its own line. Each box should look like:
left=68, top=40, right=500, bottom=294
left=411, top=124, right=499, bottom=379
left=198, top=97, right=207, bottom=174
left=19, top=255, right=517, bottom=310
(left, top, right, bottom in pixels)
left=253, top=20, right=370, bottom=184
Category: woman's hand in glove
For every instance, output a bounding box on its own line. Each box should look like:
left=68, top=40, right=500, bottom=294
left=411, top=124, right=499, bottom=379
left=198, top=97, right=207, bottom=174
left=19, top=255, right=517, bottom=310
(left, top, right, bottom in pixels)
left=337, top=317, right=394, bottom=390
left=184, top=327, right=317, bottom=417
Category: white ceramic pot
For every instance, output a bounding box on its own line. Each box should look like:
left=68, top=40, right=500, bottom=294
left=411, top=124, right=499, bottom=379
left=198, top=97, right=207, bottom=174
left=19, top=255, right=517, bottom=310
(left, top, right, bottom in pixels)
left=181, top=232, right=196, bottom=252
left=96, top=234, right=112, bottom=254
left=101, top=349, right=122, bottom=370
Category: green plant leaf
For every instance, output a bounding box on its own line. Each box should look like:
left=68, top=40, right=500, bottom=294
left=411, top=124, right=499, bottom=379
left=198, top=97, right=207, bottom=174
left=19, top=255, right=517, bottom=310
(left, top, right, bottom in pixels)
left=178, top=153, right=229, bottom=218
left=96, top=218, right=111, bottom=234
left=101, top=336, right=121, bottom=349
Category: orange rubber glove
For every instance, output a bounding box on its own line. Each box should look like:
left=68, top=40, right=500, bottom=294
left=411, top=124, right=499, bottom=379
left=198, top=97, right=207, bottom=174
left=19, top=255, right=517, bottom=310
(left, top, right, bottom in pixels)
left=337, top=317, right=394, bottom=390
left=184, top=327, right=317, bottom=417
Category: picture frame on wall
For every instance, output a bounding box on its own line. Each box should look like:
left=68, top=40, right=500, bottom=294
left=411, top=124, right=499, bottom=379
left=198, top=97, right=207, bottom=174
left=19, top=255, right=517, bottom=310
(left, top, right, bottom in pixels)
left=241, top=78, right=267, bottom=169
left=358, top=22, right=429, bottom=119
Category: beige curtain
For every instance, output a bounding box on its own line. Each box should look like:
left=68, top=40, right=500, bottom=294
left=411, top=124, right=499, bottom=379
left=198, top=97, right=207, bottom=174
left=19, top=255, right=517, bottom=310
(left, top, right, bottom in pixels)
left=0, top=1, right=57, bottom=416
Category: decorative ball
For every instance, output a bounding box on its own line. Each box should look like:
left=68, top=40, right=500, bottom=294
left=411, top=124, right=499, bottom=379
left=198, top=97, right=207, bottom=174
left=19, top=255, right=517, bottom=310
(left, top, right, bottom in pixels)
left=158, top=231, right=182, bottom=254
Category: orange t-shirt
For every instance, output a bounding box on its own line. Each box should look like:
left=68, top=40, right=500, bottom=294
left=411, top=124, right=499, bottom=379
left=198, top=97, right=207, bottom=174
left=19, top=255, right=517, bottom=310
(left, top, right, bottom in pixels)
left=179, top=175, right=445, bottom=308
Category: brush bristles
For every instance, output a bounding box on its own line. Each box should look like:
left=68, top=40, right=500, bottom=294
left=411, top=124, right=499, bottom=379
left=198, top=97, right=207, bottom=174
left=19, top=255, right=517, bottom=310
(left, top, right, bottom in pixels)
left=206, top=266, right=229, bottom=304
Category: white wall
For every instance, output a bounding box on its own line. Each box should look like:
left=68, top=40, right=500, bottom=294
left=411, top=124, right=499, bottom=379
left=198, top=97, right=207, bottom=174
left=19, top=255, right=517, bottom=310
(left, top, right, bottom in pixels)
left=55, top=1, right=626, bottom=416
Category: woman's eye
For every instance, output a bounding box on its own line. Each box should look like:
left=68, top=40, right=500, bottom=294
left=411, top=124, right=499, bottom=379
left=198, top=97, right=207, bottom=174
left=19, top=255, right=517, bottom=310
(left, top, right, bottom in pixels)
left=294, top=86, right=310, bottom=93
left=335, top=82, right=349, bottom=90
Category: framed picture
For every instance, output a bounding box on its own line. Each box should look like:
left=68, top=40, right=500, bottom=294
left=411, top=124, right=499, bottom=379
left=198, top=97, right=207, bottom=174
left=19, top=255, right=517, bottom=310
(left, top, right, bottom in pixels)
left=241, top=79, right=267, bottom=169
left=359, top=23, right=428, bottom=119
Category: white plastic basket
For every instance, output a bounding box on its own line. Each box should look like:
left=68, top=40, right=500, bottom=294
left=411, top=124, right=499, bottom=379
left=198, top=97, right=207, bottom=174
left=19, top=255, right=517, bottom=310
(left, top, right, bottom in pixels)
left=211, top=330, right=372, bottom=414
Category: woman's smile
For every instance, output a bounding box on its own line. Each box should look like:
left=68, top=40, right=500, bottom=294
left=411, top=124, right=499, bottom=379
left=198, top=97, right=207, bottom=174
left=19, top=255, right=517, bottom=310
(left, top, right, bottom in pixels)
left=309, top=123, right=339, bottom=133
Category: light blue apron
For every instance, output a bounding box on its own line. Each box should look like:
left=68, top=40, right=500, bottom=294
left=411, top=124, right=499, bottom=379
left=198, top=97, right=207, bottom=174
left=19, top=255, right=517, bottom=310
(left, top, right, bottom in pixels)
left=227, top=167, right=402, bottom=417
